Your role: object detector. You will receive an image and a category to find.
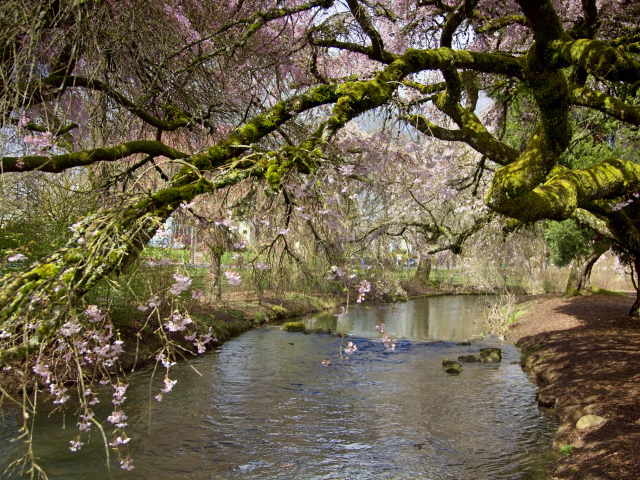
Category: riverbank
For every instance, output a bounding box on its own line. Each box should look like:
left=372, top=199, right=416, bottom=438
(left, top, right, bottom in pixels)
left=508, top=294, right=640, bottom=479
left=0, top=292, right=344, bottom=395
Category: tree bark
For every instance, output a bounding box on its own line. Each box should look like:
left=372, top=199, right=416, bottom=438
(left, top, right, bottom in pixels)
left=629, top=257, right=640, bottom=317
left=564, top=242, right=610, bottom=296
left=413, top=254, right=432, bottom=284
left=206, top=244, right=224, bottom=302
left=577, top=243, right=610, bottom=291
left=563, top=256, right=584, bottom=297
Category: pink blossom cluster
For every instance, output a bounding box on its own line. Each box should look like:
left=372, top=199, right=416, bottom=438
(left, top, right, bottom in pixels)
left=107, top=410, right=128, bottom=428
left=344, top=341, right=357, bottom=355
left=256, top=261, right=268, bottom=271
left=356, top=280, right=371, bottom=303
left=225, top=270, right=241, bottom=286
left=85, top=305, right=105, bottom=323
left=138, top=295, right=160, bottom=312
left=168, top=273, right=192, bottom=295
left=23, top=131, right=53, bottom=154
left=376, top=323, right=396, bottom=352
left=112, top=383, right=128, bottom=405
left=164, top=312, right=193, bottom=332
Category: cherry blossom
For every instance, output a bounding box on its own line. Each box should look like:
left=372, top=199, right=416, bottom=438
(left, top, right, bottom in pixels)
left=225, top=270, right=241, bottom=286
left=107, top=410, right=128, bottom=428
left=344, top=342, right=357, bottom=355
left=85, top=305, right=105, bottom=323
left=69, top=440, right=84, bottom=452
left=7, top=253, right=27, bottom=262
left=164, top=313, right=193, bottom=332
left=168, top=273, right=192, bottom=295
left=120, top=458, right=134, bottom=471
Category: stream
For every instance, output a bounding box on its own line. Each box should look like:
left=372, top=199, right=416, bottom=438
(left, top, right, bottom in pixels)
left=0, top=296, right=556, bottom=479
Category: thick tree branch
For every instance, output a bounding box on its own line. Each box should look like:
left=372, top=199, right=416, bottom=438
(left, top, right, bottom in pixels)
left=1, top=141, right=188, bottom=173
left=570, top=83, right=640, bottom=125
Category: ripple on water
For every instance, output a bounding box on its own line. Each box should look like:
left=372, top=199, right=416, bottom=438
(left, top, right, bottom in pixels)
left=0, top=296, right=555, bottom=479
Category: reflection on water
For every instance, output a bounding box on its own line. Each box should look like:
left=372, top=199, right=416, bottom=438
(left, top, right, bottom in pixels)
left=0, top=296, right=556, bottom=479
left=303, top=295, right=488, bottom=341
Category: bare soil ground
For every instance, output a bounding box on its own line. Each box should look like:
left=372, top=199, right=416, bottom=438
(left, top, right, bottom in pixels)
left=508, top=294, right=640, bottom=479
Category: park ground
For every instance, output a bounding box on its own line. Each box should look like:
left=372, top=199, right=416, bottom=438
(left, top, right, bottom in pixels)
left=508, top=293, right=640, bottom=479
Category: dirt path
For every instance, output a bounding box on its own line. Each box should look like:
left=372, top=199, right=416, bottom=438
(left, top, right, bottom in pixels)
left=508, top=294, right=640, bottom=479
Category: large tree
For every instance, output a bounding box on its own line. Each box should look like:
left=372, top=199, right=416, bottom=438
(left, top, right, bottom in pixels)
left=3, top=0, right=640, bottom=366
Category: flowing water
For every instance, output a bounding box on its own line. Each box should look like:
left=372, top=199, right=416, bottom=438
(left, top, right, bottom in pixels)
left=0, top=296, right=556, bottom=479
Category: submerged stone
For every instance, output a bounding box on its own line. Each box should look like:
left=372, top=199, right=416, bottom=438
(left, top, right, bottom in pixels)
left=458, top=354, right=481, bottom=363
left=281, top=322, right=305, bottom=332
left=442, top=358, right=460, bottom=367
left=446, top=363, right=463, bottom=374
left=456, top=340, right=471, bottom=346
left=480, top=348, right=502, bottom=363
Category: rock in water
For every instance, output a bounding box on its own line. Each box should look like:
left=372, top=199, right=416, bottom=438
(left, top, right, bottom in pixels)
left=443, top=358, right=463, bottom=374
left=458, top=355, right=481, bottom=363
left=576, top=415, right=609, bottom=430
left=281, top=322, right=305, bottom=332
left=442, top=358, right=460, bottom=367
left=480, top=348, right=502, bottom=363
left=446, top=363, right=463, bottom=375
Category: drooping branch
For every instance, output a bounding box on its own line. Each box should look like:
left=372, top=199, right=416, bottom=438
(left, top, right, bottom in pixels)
left=37, top=76, right=193, bottom=131
left=174, top=0, right=335, bottom=75
left=345, top=0, right=395, bottom=64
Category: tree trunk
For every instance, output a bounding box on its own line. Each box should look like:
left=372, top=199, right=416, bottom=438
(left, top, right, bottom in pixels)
left=629, top=257, right=640, bottom=317
left=577, top=243, right=610, bottom=291
left=563, top=256, right=583, bottom=297
left=206, top=244, right=224, bottom=302
left=413, top=254, right=431, bottom=284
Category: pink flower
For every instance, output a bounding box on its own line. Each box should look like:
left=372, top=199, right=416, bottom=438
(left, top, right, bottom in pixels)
left=225, top=270, right=241, bottom=286
left=191, top=288, right=203, bottom=299
left=7, top=253, right=27, bottom=262
left=164, top=313, right=193, bottom=332
left=162, top=378, right=177, bottom=393
left=256, top=261, right=268, bottom=271
left=69, top=440, right=84, bottom=452
left=169, top=273, right=192, bottom=295
left=85, top=305, right=105, bottom=323
left=344, top=342, right=357, bottom=355
left=107, top=410, right=128, bottom=428
left=339, top=165, right=355, bottom=176
left=120, top=458, right=134, bottom=471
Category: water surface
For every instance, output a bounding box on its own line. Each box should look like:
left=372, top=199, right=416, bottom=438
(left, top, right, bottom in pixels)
left=0, top=296, right=556, bottom=479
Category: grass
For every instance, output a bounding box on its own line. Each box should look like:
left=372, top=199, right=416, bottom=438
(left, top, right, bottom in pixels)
left=590, top=286, right=628, bottom=298
left=482, top=292, right=525, bottom=340
left=558, top=445, right=576, bottom=456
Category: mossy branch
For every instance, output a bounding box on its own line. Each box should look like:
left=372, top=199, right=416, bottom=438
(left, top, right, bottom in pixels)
left=1, top=141, right=188, bottom=173
left=402, top=113, right=519, bottom=166
left=487, top=156, right=640, bottom=223
left=570, top=83, right=640, bottom=126
left=474, top=15, right=531, bottom=34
